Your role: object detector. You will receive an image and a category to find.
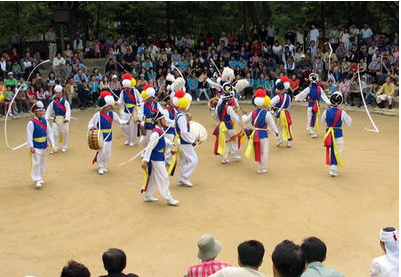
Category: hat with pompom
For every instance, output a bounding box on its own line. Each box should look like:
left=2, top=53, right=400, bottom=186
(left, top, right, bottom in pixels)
left=276, top=76, right=290, bottom=91
left=122, top=73, right=133, bottom=88
left=252, top=89, right=270, bottom=107
left=97, top=94, right=115, bottom=109
left=172, top=90, right=192, bottom=110
left=141, top=84, right=156, bottom=100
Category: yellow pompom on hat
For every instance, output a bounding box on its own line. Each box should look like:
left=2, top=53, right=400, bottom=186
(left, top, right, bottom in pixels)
left=172, top=90, right=192, bottom=110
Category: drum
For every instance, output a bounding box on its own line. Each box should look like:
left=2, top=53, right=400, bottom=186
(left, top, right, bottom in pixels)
left=87, top=129, right=103, bottom=150
left=55, top=116, right=64, bottom=126
left=189, top=121, right=207, bottom=143
left=185, top=112, right=192, bottom=121
left=139, top=121, right=147, bottom=136
left=132, top=106, right=139, bottom=122
left=244, top=127, right=253, bottom=139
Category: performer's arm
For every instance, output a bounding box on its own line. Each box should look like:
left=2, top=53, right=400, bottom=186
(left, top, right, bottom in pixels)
left=138, top=103, right=145, bottom=121
left=112, top=112, right=127, bottom=125
left=227, top=106, right=240, bottom=123
left=117, top=90, right=124, bottom=106
left=341, top=111, right=352, bottom=126
left=319, top=88, right=331, bottom=105
left=321, top=110, right=327, bottom=126
left=266, top=112, right=278, bottom=135
left=177, top=115, right=195, bottom=144
left=269, top=95, right=280, bottom=107
left=46, top=120, right=55, bottom=145
left=142, top=132, right=159, bottom=163
left=134, top=88, right=143, bottom=103
left=294, top=87, right=309, bottom=101
left=44, top=101, right=53, bottom=120
left=241, top=113, right=252, bottom=124
left=65, top=100, right=71, bottom=121
left=88, top=112, right=98, bottom=130
left=26, top=121, right=34, bottom=148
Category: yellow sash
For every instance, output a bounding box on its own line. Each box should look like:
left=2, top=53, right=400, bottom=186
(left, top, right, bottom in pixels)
left=278, top=111, right=291, bottom=141
left=168, top=134, right=180, bottom=175
left=245, top=130, right=256, bottom=159
left=145, top=118, right=153, bottom=123
left=101, top=129, right=111, bottom=133
left=33, top=137, right=46, bottom=143
left=313, top=104, right=320, bottom=132
left=126, top=103, right=136, bottom=108
left=322, top=127, right=343, bottom=167
left=216, top=122, right=228, bottom=155
left=141, top=167, right=150, bottom=192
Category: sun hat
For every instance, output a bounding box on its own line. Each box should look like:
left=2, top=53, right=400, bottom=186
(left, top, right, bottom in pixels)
left=197, top=235, right=222, bottom=260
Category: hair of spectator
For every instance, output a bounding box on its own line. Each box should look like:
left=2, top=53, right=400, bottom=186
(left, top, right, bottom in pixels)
left=237, top=240, right=265, bottom=268
left=272, top=240, right=306, bottom=277
left=300, top=237, right=327, bottom=263
left=102, top=248, right=127, bottom=274
left=60, top=260, right=90, bottom=277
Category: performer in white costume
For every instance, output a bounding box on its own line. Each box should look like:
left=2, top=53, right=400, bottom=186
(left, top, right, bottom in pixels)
left=45, top=84, right=71, bottom=152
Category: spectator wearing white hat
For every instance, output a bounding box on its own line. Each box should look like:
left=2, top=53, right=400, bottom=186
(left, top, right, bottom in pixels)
left=45, top=84, right=71, bottom=153
left=188, top=235, right=231, bottom=277
left=370, top=227, right=399, bottom=277
left=26, top=101, right=55, bottom=189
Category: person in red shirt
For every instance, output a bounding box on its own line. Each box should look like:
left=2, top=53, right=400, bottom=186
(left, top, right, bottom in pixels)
left=251, top=39, right=262, bottom=56
left=288, top=73, right=300, bottom=97
left=187, top=235, right=231, bottom=277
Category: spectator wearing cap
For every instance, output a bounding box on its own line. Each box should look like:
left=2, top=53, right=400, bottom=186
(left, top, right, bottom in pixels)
left=272, top=240, right=306, bottom=277
left=188, top=235, right=231, bottom=277
left=100, top=248, right=138, bottom=277
left=60, top=260, right=90, bottom=277
left=5, top=72, right=17, bottom=89
left=369, top=227, right=399, bottom=277
left=210, top=240, right=265, bottom=277
left=300, top=237, right=344, bottom=277
left=109, top=74, right=122, bottom=99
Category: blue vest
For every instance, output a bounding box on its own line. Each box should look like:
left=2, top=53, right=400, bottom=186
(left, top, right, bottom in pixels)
left=274, top=93, right=291, bottom=109
left=164, top=107, right=176, bottom=135
left=53, top=98, right=66, bottom=116
left=175, top=113, right=191, bottom=145
left=98, top=111, right=113, bottom=142
left=217, top=102, right=233, bottom=129
left=325, top=108, right=343, bottom=138
left=122, top=88, right=137, bottom=114
left=308, top=86, right=321, bottom=107
left=252, top=109, right=268, bottom=138
left=144, top=102, right=157, bottom=130
left=32, top=118, right=48, bottom=149
left=150, top=128, right=165, bottom=161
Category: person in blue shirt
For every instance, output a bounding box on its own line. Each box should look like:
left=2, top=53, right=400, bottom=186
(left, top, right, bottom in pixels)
left=187, top=72, right=199, bottom=101
left=228, top=55, right=238, bottom=68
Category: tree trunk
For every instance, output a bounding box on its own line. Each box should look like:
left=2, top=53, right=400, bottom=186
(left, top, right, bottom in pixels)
left=67, top=2, right=79, bottom=44
left=261, top=2, right=270, bottom=24
left=245, top=1, right=259, bottom=26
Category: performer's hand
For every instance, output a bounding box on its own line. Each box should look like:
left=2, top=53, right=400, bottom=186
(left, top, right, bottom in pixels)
left=30, top=147, right=35, bottom=154
left=243, top=109, right=248, bottom=115
left=90, top=127, right=96, bottom=131
left=275, top=132, right=279, bottom=137
left=141, top=161, right=148, bottom=170
left=64, top=119, right=69, bottom=123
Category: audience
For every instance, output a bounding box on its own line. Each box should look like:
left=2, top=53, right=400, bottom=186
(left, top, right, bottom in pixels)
left=60, top=260, right=90, bottom=277
left=100, top=248, right=139, bottom=277
left=272, top=240, right=306, bottom=277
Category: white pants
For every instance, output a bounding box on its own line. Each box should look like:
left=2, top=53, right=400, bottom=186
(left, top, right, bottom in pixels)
left=330, top=137, right=344, bottom=173
left=376, top=95, right=394, bottom=105
left=306, top=107, right=317, bottom=135
left=31, top=148, right=47, bottom=182
left=178, top=144, right=198, bottom=181
left=97, top=141, right=112, bottom=169
left=49, top=43, right=57, bottom=60
left=258, top=138, right=269, bottom=171
left=164, top=133, right=175, bottom=165
left=139, top=130, right=152, bottom=151
left=221, top=129, right=239, bottom=160
left=146, top=161, right=174, bottom=201
left=121, top=112, right=138, bottom=144
left=52, top=122, right=69, bottom=150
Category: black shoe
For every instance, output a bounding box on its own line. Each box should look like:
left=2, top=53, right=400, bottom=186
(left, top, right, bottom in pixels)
left=358, top=103, right=362, bottom=107
left=389, top=105, right=392, bottom=109
left=350, top=103, right=355, bottom=106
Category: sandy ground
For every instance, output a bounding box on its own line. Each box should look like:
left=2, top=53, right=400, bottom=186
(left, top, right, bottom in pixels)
left=0, top=104, right=398, bottom=277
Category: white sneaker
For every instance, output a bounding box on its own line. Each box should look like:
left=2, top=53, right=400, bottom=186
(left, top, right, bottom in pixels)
left=310, top=133, right=317, bottom=138
left=144, top=196, right=159, bottom=202
left=257, top=168, right=267, bottom=174
left=197, top=98, right=200, bottom=102
left=329, top=170, right=338, bottom=177
left=98, top=168, right=105, bottom=175
left=276, top=139, right=283, bottom=146
left=178, top=179, right=193, bottom=187
left=103, top=168, right=108, bottom=173
left=287, top=141, right=292, bottom=148
left=129, top=142, right=135, bottom=147
left=54, top=147, right=59, bottom=153
left=35, top=181, right=42, bottom=189
left=124, top=140, right=129, bottom=145
left=167, top=198, right=179, bottom=206
left=221, top=158, right=229, bottom=164
left=61, top=148, right=67, bottom=153
left=39, top=179, right=45, bottom=184
left=232, top=155, right=241, bottom=160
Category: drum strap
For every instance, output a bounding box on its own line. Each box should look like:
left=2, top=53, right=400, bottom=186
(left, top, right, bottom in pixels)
left=125, top=89, right=137, bottom=104
left=54, top=99, right=66, bottom=112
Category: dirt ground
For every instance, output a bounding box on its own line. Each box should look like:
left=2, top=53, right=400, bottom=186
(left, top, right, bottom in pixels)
left=0, top=104, right=398, bottom=277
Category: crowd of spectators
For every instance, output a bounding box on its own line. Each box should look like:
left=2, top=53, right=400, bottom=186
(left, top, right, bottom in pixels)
left=0, top=22, right=399, bottom=116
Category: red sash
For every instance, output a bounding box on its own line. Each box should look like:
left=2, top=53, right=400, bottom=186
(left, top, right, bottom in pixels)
left=125, top=89, right=137, bottom=104
left=165, top=106, right=175, bottom=118
left=153, top=128, right=163, bottom=135
left=100, top=111, right=113, bottom=125
left=54, top=99, right=66, bottom=112
left=145, top=102, right=157, bottom=113
left=32, top=118, right=47, bottom=132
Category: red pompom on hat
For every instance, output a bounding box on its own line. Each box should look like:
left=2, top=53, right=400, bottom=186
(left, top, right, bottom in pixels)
left=281, top=76, right=290, bottom=83
left=122, top=73, right=132, bottom=80
left=254, top=89, right=266, bottom=98
left=174, top=90, right=186, bottom=98
left=100, top=90, right=112, bottom=97
left=143, top=84, right=153, bottom=90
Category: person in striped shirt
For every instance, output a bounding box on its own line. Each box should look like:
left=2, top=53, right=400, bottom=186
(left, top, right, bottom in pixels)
left=187, top=235, right=231, bottom=277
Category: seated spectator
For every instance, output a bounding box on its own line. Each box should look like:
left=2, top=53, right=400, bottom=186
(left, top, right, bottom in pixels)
left=4, top=85, right=16, bottom=115
left=65, top=77, right=78, bottom=108
left=325, top=79, right=337, bottom=96
left=47, top=72, right=58, bottom=92
left=71, top=59, right=87, bottom=74
left=265, top=74, right=275, bottom=98
left=89, top=75, right=100, bottom=102
left=60, top=260, right=90, bottom=277
left=12, top=60, right=23, bottom=79
left=365, top=81, right=380, bottom=106
left=300, top=237, right=344, bottom=277
left=198, top=73, right=210, bottom=101
left=100, top=248, right=138, bottom=277
left=187, top=235, right=231, bottom=277
left=146, top=67, right=157, bottom=88
left=187, top=72, right=199, bottom=100
left=210, top=240, right=265, bottom=277
left=289, top=73, right=300, bottom=97
left=368, top=56, right=383, bottom=77
left=376, top=76, right=397, bottom=109
left=272, top=240, right=306, bottom=277
left=177, top=56, right=189, bottom=71
left=53, top=52, right=69, bottom=81
left=369, top=227, right=399, bottom=277
left=16, top=83, right=30, bottom=113
left=5, top=72, right=17, bottom=90
left=331, top=61, right=342, bottom=82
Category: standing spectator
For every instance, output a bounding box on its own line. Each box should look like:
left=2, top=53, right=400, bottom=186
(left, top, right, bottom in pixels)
left=369, top=227, right=399, bottom=277
left=285, top=26, right=297, bottom=44
left=60, top=260, right=90, bottom=277
left=339, top=28, right=351, bottom=52
left=72, top=34, right=84, bottom=52
left=360, top=24, right=373, bottom=45
left=45, top=27, right=57, bottom=60
left=187, top=235, right=231, bottom=277
left=272, top=240, right=306, bottom=277
left=52, top=52, right=69, bottom=82
left=300, top=237, right=344, bottom=277
left=10, top=30, right=21, bottom=53
left=376, top=76, right=396, bottom=109
left=296, top=26, right=305, bottom=48
left=65, top=77, right=78, bottom=108
left=210, top=240, right=265, bottom=277
left=100, top=248, right=138, bottom=277
left=349, top=23, right=360, bottom=48
left=328, top=26, right=339, bottom=51
left=267, top=22, right=275, bottom=45
left=85, top=35, right=96, bottom=58
left=0, top=56, right=7, bottom=79
left=309, top=24, right=319, bottom=46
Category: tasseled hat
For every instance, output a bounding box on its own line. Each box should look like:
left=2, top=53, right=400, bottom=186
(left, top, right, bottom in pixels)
left=275, top=76, right=290, bottom=91
left=122, top=73, right=133, bottom=88
left=252, top=89, right=270, bottom=107
left=97, top=91, right=115, bottom=108
left=172, top=90, right=192, bottom=110
left=330, top=92, right=343, bottom=106
left=141, top=84, right=157, bottom=100
left=309, top=73, right=319, bottom=84
left=54, top=85, right=63, bottom=93
left=30, top=101, right=45, bottom=113
left=152, top=110, right=166, bottom=124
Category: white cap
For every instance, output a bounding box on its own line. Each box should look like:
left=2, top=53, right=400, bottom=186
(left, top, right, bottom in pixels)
left=54, top=85, right=63, bottom=93
left=111, top=74, right=118, bottom=79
